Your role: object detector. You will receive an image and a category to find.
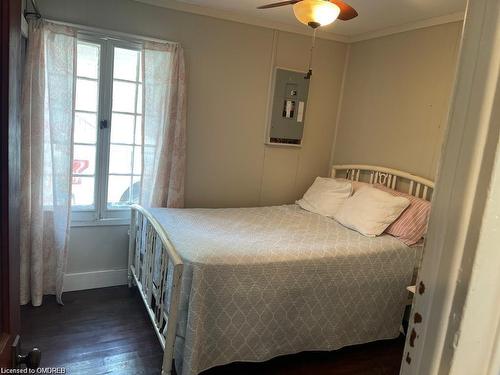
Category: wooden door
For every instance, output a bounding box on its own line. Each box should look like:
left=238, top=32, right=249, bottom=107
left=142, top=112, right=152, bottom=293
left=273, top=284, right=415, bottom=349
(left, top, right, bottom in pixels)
left=0, top=0, right=22, bottom=368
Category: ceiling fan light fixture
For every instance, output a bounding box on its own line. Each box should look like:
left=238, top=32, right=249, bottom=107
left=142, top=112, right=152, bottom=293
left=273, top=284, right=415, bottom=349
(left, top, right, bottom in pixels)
left=292, top=0, right=341, bottom=28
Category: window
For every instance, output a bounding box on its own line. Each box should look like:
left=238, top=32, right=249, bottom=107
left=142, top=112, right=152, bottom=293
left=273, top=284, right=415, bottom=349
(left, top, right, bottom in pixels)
left=71, top=35, right=143, bottom=224
left=72, top=41, right=100, bottom=210
left=108, top=48, right=142, bottom=209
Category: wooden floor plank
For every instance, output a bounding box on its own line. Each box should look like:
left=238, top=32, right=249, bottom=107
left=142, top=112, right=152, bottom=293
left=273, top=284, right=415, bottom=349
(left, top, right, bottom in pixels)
left=21, top=286, right=404, bottom=375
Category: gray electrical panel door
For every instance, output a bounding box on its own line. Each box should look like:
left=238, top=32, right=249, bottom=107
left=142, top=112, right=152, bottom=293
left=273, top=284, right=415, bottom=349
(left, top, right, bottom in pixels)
left=268, top=68, right=310, bottom=146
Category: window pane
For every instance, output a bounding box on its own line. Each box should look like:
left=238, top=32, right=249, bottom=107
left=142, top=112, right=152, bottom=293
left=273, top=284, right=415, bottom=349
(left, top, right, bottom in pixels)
left=109, top=145, right=133, bottom=174
left=112, top=81, right=136, bottom=113
left=136, top=84, right=142, bottom=114
left=133, top=146, right=142, bottom=175
left=138, top=54, right=143, bottom=83
left=113, top=48, right=139, bottom=81
left=74, top=112, right=97, bottom=144
left=107, top=175, right=132, bottom=207
left=72, top=41, right=100, bottom=213
left=77, top=42, right=100, bottom=79
left=73, top=145, right=96, bottom=175
left=75, top=79, right=98, bottom=112
left=135, top=116, right=142, bottom=145
left=71, top=176, right=95, bottom=208
left=131, top=176, right=141, bottom=204
left=110, top=113, right=135, bottom=144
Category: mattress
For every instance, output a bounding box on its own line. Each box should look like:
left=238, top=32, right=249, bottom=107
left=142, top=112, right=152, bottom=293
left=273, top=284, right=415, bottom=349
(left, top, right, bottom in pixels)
left=148, top=204, right=417, bottom=375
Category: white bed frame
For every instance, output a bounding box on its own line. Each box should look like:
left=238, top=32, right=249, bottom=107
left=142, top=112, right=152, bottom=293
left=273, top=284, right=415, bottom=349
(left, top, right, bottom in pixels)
left=331, top=164, right=434, bottom=201
left=128, top=165, right=434, bottom=374
left=128, top=205, right=184, bottom=375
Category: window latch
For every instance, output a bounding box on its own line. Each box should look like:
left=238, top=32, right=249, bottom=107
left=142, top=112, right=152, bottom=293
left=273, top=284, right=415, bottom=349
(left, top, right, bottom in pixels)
left=100, top=119, right=108, bottom=129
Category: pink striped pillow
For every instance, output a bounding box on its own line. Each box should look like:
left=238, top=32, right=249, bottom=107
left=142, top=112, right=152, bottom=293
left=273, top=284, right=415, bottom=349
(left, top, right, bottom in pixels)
left=374, top=184, right=431, bottom=246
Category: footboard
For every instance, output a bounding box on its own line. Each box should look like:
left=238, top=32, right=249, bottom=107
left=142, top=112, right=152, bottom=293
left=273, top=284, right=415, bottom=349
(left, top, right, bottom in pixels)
left=128, top=204, right=184, bottom=375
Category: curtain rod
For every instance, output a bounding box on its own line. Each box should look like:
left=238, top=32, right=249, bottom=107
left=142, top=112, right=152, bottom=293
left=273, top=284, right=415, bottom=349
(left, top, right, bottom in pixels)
left=46, top=18, right=179, bottom=45
left=24, top=0, right=42, bottom=20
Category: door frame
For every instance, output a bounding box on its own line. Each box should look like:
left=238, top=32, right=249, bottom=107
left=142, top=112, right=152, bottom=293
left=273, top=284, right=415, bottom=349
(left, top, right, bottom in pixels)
left=0, top=0, right=22, bottom=368
left=400, top=0, right=500, bottom=373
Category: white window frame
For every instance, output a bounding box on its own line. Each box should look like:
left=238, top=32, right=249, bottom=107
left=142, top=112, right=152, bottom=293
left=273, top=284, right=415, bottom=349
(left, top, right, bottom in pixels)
left=71, top=31, right=143, bottom=227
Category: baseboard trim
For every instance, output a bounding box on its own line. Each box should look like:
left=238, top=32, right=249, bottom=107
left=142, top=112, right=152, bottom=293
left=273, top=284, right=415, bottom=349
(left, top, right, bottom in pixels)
left=349, top=12, right=464, bottom=42
left=64, top=269, right=128, bottom=292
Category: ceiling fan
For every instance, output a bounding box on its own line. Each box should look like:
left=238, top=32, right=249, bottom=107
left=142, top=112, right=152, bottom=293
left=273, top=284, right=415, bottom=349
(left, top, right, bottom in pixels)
left=257, top=0, right=358, bottom=29
left=257, top=0, right=359, bottom=79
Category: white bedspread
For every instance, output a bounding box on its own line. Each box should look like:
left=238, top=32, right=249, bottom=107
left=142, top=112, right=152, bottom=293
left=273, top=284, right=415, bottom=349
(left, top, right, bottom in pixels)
left=149, top=205, right=417, bottom=375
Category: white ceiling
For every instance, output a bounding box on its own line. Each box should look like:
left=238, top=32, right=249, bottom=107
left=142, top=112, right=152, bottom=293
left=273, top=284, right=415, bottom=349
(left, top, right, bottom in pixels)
left=138, top=0, right=466, bottom=40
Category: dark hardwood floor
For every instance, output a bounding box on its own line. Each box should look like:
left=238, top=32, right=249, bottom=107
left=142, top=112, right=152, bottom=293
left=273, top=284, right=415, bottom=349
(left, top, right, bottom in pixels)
left=21, top=286, right=405, bottom=375
left=21, top=286, right=163, bottom=374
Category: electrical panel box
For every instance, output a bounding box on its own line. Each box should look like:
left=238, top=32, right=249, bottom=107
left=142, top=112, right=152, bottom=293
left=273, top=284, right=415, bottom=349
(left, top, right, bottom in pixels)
left=266, top=68, right=310, bottom=146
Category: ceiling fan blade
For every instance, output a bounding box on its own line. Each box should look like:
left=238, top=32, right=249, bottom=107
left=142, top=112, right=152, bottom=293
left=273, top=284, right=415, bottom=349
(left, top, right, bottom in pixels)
left=257, top=0, right=302, bottom=9
left=329, top=0, right=358, bottom=20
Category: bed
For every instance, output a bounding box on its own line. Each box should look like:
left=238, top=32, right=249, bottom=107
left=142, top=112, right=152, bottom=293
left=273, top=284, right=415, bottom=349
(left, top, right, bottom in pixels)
left=127, top=164, right=434, bottom=375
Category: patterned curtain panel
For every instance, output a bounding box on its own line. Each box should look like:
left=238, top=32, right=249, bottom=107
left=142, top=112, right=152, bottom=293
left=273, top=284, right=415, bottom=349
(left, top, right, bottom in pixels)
left=20, top=20, right=77, bottom=306
left=140, top=41, right=187, bottom=208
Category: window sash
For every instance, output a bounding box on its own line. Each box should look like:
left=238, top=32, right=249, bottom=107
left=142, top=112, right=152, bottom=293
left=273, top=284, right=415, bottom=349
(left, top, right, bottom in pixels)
left=71, top=34, right=142, bottom=225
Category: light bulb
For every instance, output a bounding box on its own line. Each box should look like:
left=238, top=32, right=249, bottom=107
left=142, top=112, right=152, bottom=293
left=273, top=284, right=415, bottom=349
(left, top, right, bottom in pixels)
left=293, top=0, right=340, bottom=27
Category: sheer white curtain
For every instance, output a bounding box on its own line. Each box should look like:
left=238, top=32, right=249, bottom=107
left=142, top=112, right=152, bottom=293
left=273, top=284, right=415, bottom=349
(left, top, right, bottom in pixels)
left=140, top=42, right=187, bottom=208
left=20, top=20, right=76, bottom=306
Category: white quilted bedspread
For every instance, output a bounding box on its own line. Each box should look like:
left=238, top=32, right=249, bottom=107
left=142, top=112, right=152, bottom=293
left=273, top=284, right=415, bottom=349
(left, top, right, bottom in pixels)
left=149, top=205, right=417, bottom=375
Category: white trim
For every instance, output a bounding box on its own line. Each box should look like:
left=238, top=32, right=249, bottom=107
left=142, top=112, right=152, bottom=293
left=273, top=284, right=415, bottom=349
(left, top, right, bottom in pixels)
left=63, top=269, right=128, bottom=292
left=133, top=0, right=464, bottom=44
left=401, top=0, right=500, bottom=372
left=70, top=218, right=129, bottom=227
left=349, top=12, right=465, bottom=43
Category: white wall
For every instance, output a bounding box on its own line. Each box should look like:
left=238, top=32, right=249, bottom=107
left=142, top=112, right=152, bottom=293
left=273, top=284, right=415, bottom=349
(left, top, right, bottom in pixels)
left=65, top=226, right=129, bottom=291
left=36, top=0, right=348, bottom=290
left=332, top=22, right=462, bottom=180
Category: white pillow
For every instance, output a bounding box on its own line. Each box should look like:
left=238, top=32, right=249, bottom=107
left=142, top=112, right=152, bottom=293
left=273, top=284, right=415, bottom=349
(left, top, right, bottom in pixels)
left=296, top=177, right=352, bottom=217
left=333, top=186, right=410, bottom=237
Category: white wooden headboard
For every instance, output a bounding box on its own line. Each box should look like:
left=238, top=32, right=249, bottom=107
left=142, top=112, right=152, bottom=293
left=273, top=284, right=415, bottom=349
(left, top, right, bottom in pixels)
left=331, top=164, right=435, bottom=201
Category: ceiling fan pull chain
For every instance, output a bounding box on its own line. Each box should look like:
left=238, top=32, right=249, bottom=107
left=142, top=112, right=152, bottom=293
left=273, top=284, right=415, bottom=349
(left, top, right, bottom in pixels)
left=305, top=28, right=316, bottom=79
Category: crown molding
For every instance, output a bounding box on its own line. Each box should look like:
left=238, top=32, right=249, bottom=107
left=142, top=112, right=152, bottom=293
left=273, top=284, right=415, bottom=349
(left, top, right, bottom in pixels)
left=134, top=0, right=464, bottom=44
left=134, top=0, right=350, bottom=43
left=349, top=11, right=465, bottom=42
